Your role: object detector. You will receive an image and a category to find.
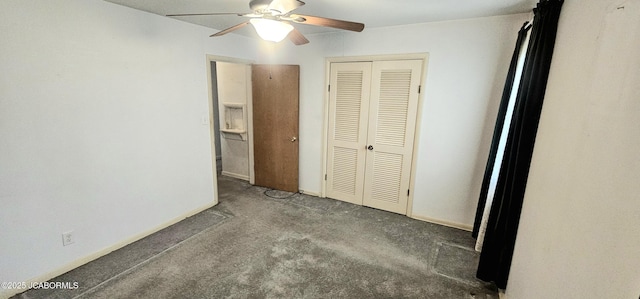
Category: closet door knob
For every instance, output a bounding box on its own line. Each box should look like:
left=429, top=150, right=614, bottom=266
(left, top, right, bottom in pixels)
left=367, top=145, right=374, bottom=151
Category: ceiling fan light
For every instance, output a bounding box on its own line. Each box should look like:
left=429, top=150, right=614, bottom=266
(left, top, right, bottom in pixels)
left=249, top=19, right=294, bottom=42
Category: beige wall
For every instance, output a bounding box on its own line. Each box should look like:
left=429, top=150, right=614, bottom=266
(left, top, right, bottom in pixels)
left=507, top=1, right=640, bottom=298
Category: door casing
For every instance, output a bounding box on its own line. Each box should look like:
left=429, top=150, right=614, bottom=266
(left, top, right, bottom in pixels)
left=321, top=53, right=429, bottom=217
left=206, top=55, right=255, bottom=204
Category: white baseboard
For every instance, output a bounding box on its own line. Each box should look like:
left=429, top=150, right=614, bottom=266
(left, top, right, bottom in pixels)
left=0, top=201, right=217, bottom=299
left=410, top=214, right=473, bottom=232
left=299, top=189, right=321, bottom=197
left=221, top=171, right=249, bottom=181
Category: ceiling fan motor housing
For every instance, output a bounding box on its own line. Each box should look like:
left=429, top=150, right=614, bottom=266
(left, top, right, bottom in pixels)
left=249, top=0, right=272, bottom=12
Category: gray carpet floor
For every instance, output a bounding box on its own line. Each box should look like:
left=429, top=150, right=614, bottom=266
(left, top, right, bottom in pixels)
left=14, top=176, right=498, bottom=299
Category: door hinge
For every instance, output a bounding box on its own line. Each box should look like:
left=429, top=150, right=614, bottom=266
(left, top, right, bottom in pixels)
left=407, top=189, right=410, bottom=196
left=328, top=85, right=331, bottom=92
left=325, top=174, right=327, bottom=180
left=418, top=85, right=421, bottom=93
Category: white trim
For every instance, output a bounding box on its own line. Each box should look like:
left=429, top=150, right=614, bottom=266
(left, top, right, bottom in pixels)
left=410, top=214, right=473, bottom=232
left=221, top=171, right=250, bottom=181
left=245, top=64, right=255, bottom=185
left=205, top=56, right=220, bottom=206
left=206, top=54, right=255, bottom=66
left=320, top=59, right=331, bottom=198
left=0, top=202, right=216, bottom=299
left=406, top=53, right=430, bottom=218
left=299, top=189, right=321, bottom=197
left=205, top=55, right=255, bottom=190
left=326, top=53, right=429, bottom=63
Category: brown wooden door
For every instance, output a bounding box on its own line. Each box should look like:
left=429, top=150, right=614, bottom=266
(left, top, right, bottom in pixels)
left=252, top=64, right=299, bottom=192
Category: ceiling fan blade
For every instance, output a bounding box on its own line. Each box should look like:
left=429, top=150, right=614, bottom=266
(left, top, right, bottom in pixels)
left=268, top=0, right=305, bottom=14
left=290, top=14, right=364, bottom=32
left=210, top=21, right=251, bottom=37
left=167, top=12, right=245, bottom=17
left=288, top=28, right=309, bottom=45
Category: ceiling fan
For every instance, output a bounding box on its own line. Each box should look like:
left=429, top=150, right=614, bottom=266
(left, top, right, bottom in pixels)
left=167, top=0, right=365, bottom=45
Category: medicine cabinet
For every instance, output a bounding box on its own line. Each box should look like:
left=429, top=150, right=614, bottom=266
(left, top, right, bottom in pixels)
left=220, top=103, right=247, bottom=141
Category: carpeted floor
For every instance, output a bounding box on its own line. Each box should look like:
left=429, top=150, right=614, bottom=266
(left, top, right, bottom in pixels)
left=14, top=176, right=498, bottom=299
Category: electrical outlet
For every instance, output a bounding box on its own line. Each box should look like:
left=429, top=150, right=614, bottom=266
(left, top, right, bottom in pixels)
left=62, top=231, right=75, bottom=246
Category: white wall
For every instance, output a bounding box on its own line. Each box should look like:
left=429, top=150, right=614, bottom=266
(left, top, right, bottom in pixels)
left=0, top=0, right=547, bottom=293
left=216, top=62, right=250, bottom=180
left=0, top=0, right=257, bottom=295
left=258, top=13, right=531, bottom=227
left=507, top=1, right=640, bottom=298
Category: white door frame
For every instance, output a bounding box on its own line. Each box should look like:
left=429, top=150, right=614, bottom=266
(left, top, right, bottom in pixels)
left=321, top=53, right=429, bottom=217
left=206, top=55, right=256, bottom=205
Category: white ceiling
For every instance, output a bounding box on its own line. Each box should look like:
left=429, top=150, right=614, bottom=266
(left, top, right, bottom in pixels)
left=104, top=0, right=537, bottom=38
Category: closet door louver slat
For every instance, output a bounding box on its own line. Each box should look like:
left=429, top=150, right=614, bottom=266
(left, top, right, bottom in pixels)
left=326, top=59, right=422, bottom=215
left=326, top=62, right=372, bottom=204
left=363, top=60, right=422, bottom=214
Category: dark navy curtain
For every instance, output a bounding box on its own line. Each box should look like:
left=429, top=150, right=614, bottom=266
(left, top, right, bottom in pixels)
left=476, top=0, right=564, bottom=289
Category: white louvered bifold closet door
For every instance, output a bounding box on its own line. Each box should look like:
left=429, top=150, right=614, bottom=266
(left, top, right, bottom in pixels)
left=362, top=60, right=422, bottom=214
left=326, top=62, right=372, bottom=204
left=326, top=60, right=422, bottom=214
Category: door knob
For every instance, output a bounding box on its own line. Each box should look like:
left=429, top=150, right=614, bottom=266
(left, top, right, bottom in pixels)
left=291, top=137, right=297, bottom=142
left=367, top=145, right=374, bottom=150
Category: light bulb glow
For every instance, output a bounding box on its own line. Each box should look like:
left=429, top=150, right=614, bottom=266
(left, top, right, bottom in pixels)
left=249, top=19, right=293, bottom=42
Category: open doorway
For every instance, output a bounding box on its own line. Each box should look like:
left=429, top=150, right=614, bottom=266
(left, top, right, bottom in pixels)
left=206, top=56, right=255, bottom=205
left=206, top=56, right=301, bottom=201
left=213, top=61, right=253, bottom=182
